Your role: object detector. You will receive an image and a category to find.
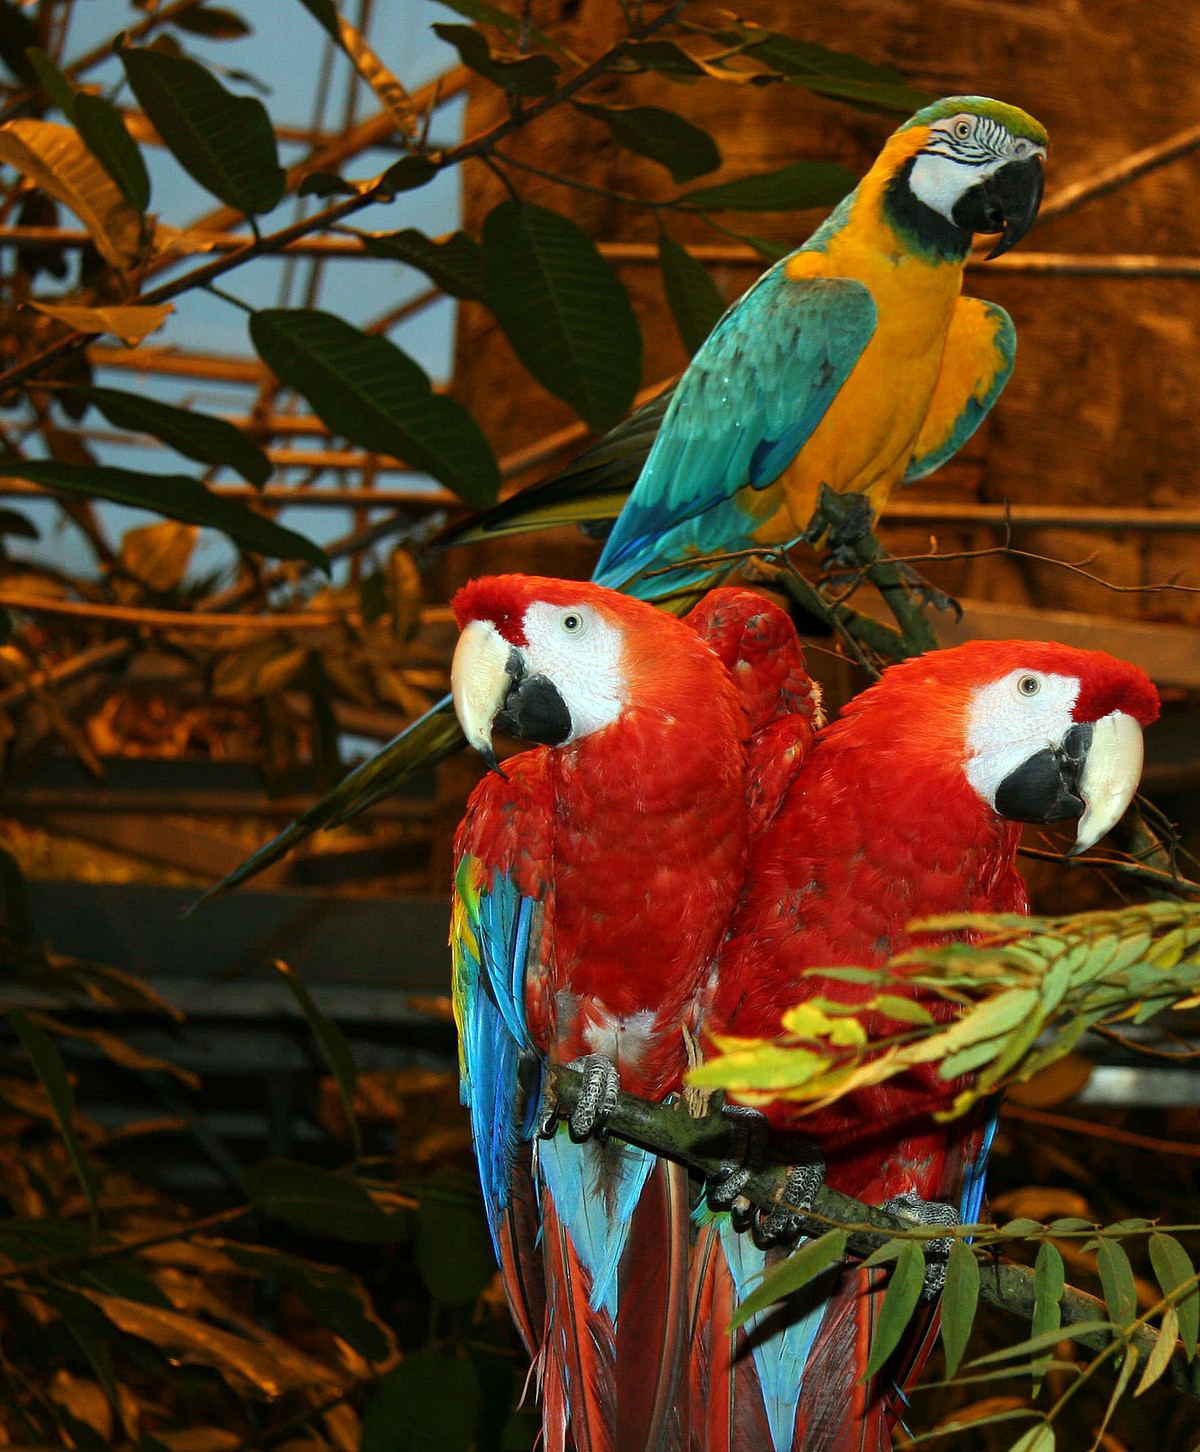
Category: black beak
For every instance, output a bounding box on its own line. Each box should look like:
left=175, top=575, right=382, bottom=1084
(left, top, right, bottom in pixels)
left=494, top=654, right=572, bottom=747
left=994, top=722, right=1091, bottom=825
left=951, top=154, right=1044, bottom=259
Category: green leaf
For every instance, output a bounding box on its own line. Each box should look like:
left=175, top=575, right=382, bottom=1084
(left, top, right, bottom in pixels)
left=224, top=1245, right=392, bottom=1362
left=1150, top=1230, right=1198, bottom=1358
left=0, top=2, right=37, bottom=84
left=0, top=839, right=32, bottom=946
left=297, top=170, right=361, bottom=198
left=273, top=959, right=361, bottom=1160
left=432, top=23, right=558, bottom=97
left=117, top=42, right=284, bottom=216
left=68, top=386, right=270, bottom=486
left=243, top=1159, right=408, bottom=1242
left=611, top=38, right=705, bottom=79
left=377, top=155, right=439, bottom=197
left=1005, top=1425, right=1055, bottom=1452
left=1135, top=1304, right=1178, bottom=1396
left=0, top=461, right=325, bottom=568
left=7, top=1010, right=99, bottom=1221
left=431, top=0, right=572, bottom=58
left=865, top=1239, right=925, bottom=1378
left=357, top=227, right=486, bottom=300
left=482, top=200, right=641, bottom=432
left=76, top=1262, right=173, bottom=1309
left=294, top=0, right=339, bottom=41
left=656, top=227, right=724, bottom=357
left=967, top=1320, right=1117, bottom=1366
left=1030, top=1241, right=1064, bottom=1392
left=940, top=1239, right=979, bottom=1378
left=727, top=30, right=931, bottom=114
left=730, top=1229, right=846, bottom=1327
left=75, top=92, right=151, bottom=213
left=171, top=6, right=252, bottom=38
left=361, top=1353, right=481, bottom=1452
left=572, top=101, right=720, bottom=183
left=414, top=1172, right=496, bottom=1305
left=249, top=308, right=499, bottom=508
left=26, top=47, right=77, bottom=120
left=1096, top=1236, right=1138, bottom=1327
left=679, top=161, right=856, bottom=212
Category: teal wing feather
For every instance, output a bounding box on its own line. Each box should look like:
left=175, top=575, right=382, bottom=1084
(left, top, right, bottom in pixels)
left=594, top=265, right=876, bottom=598
left=434, top=389, right=675, bottom=549
left=903, top=299, right=1015, bottom=483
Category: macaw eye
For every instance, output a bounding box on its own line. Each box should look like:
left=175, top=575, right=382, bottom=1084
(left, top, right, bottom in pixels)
left=561, top=612, right=584, bottom=634
left=1012, top=138, right=1033, bottom=159
left=953, top=118, right=973, bottom=140
left=1017, top=674, right=1041, bottom=697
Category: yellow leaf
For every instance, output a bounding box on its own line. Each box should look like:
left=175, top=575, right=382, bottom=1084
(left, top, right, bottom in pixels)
left=336, top=14, right=416, bottom=137
left=1005, top=1052, right=1093, bottom=1108
left=49, top=1369, right=112, bottom=1440
left=27, top=1012, right=199, bottom=1089
left=30, top=300, right=174, bottom=346
left=687, top=1043, right=826, bottom=1092
left=86, top=1293, right=343, bottom=1398
left=0, top=119, right=142, bottom=267
left=120, top=521, right=199, bottom=593
left=1135, top=1304, right=1179, bottom=1395
left=779, top=1002, right=867, bottom=1047
left=155, top=1432, right=242, bottom=1452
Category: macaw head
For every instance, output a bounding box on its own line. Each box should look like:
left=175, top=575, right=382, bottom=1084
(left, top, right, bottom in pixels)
left=884, top=96, right=1048, bottom=259
left=450, top=573, right=735, bottom=773
left=842, top=640, right=1159, bottom=855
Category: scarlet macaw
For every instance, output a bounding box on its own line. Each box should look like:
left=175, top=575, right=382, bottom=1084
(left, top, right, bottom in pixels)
left=449, top=575, right=819, bottom=1452
left=693, top=639, right=1160, bottom=1452
left=445, top=96, right=1047, bottom=606
left=212, top=95, right=1048, bottom=898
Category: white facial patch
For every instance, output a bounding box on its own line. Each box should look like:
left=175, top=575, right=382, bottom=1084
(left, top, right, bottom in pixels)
left=520, top=599, right=628, bottom=742
left=909, top=113, right=1046, bottom=223
left=964, top=669, right=1082, bottom=808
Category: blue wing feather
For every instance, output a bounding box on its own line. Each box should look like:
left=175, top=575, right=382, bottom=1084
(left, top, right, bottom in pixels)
left=594, top=265, right=876, bottom=597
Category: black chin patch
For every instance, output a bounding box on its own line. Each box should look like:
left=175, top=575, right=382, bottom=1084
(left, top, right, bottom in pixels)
left=994, top=722, right=1092, bottom=824
left=495, top=674, right=571, bottom=746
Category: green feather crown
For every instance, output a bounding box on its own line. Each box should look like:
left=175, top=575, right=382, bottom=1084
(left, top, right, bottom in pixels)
left=901, top=95, right=1048, bottom=146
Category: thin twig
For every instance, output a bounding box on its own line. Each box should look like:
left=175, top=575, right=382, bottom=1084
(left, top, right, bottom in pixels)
left=1004, top=1103, right=1200, bottom=1154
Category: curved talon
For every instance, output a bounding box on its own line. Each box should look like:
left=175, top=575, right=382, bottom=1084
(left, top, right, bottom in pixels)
left=708, top=1104, right=770, bottom=1211
left=564, top=1054, right=620, bottom=1141
left=754, top=1157, right=826, bottom=1247
left=882, top=1191, right=959, bottom=1299
left=802, top=482, right=876, bottom=562
left=893, top=561, right=963, bottom=620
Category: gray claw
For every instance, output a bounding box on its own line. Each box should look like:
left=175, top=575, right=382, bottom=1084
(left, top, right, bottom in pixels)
left=882, top=1191, right=959, bottom=1299
left=708, top=1105, right=770, bottom=1211
left=565, top=1054, right=620, bottom=1141
left=755, top=1155, right=826, bottom=1246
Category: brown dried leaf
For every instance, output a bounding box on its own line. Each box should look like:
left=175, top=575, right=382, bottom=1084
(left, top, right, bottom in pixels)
left=0, top=119, right=143, bottom=268
left=30, top=300, right=174, bottom=346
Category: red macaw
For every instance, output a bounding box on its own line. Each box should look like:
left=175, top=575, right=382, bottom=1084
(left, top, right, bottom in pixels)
left=694, top=639, right=1160, bottom=1452
left=449, top=576, right=819, bottom=1452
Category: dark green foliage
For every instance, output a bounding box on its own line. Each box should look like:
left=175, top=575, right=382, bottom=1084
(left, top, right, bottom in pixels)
left=248, top=308, right=500, bottom=507
left=117, top=42, right=285, bottom=215
left=432, top=23, right=559, bottom=97
left=482, top=200, right=642, bottom=432
left=657, top=227, right=725, bottom=355
left=357, top=227, right=487, bottom=300
left=572, top=101, right=720, bottom=182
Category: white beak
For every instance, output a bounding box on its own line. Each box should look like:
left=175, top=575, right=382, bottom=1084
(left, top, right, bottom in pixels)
left=451, top=618, right=514, bottom=774
left=1069, top=711, right=1145, bottom=856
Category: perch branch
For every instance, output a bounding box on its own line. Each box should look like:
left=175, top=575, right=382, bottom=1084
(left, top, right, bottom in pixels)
left=544, top=1064, right=1200, bottom=1403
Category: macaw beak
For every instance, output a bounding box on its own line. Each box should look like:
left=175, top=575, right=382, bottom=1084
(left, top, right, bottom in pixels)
left=451, top=619, right=574, bottom=774
left=451, top=618, right=515, bottom=776
left=993, top=711, right=1145, bottom=855
left=1068, top=711, right=1145, bottom=857
left=952, top=153, right=1044, bottom=259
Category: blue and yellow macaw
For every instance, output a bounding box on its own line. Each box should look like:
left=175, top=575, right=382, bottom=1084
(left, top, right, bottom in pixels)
left=452, top=95, right=1047, bottom=604
left=212, top=94, right=1048, bottom=915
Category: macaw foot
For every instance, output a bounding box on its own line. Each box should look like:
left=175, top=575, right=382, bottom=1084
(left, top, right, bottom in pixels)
left=881, top=1191, right=960, bottom=1299
left=707, top=1104, right=771, bottom=1210
left=892, top=560, right=963, bottom=621
left=537, top=1053, right=622, bottom=1142
left=802, top=482, right=876, bottom=566
left=750, top=1155, right=827, bottom=1246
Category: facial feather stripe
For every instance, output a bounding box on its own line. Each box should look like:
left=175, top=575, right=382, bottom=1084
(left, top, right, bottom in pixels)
left=923, top=115, right=1014, bottom=166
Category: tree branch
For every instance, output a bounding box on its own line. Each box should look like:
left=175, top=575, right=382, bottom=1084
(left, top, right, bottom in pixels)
left=544, top=1064, right=1200, bottom=1402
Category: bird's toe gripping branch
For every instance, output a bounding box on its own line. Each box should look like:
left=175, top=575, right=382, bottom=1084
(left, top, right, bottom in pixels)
left=537, top=1054, right=622, bottom=1141
left=707, top=1104, right=772, bottom=1209
left=801, top=482, right=877, bottom=564
left=881, top=1191, right=961, bottom=1299
left=706, top=1107, right=826, bottom=1247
